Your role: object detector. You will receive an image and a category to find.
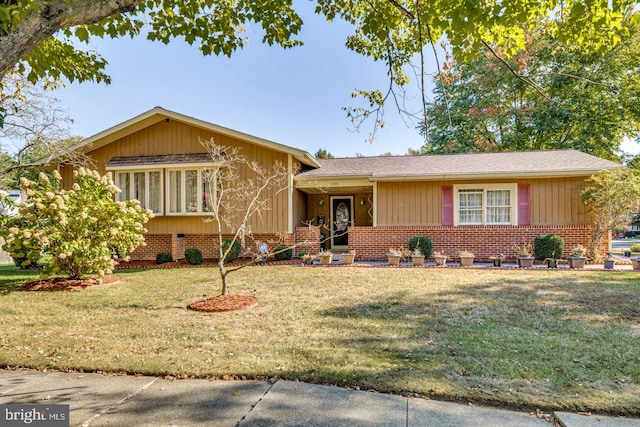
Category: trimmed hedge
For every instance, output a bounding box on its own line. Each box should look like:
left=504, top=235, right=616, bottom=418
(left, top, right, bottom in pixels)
left=221, top=239, right=241, bottom=262
left=534, top=234, right=564, bottom=260
left=274, top=246, right=293, bottom=261
left=408, top=236, right=433, bottom=258
left=155, top=252, right=173, bottom=264
left=185, top=248, right=204, bottom=265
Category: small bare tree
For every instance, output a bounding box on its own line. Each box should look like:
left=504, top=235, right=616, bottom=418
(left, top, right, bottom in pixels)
left=201, top=139, right=293, bottom=295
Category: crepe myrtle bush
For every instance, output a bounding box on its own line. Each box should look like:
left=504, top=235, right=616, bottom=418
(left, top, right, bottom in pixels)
left=0, top=168, right=152, bottom=279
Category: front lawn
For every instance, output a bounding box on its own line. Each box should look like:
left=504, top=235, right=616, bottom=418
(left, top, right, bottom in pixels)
left=0, top=264, right=639, bottom=415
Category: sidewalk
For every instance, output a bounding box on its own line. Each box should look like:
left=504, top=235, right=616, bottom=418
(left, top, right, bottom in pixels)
left=1, top=369, right=638, bottom=426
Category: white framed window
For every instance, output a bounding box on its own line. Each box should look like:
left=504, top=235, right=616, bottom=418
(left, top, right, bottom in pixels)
left=115, top=170, right=163, bottom=215
left=166, top=168, right=216, bottom=215
left=453, top=183, right=517, bottom=225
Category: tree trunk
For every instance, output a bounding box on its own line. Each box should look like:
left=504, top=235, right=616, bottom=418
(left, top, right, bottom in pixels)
left=0, top=0, right=143, bottom=79
left=589, top=228, right=606, bottom=263
left=218, top=260, right=229, bottom=295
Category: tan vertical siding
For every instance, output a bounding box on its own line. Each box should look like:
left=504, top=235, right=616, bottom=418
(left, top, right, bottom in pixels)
left=376, top=177, right=592, bottom=226
left=72, top=119, right=291, bottom=235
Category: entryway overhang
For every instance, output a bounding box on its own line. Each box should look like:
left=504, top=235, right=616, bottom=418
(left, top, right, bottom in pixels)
left=294, top=177, right=373, bottom=194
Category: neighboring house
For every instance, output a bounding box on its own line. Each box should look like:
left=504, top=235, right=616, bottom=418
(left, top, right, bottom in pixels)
left=0, top=190, right=22, bottom=264
left=46, top=107, right=619, bottom=261
left=0, top=190, right=21, bottom=217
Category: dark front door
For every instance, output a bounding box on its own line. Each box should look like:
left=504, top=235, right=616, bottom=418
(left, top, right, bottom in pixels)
left=331, top=197, right=352, bottom=248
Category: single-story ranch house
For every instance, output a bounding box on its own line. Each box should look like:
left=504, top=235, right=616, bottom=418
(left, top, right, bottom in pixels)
left=53, top=107, right=620, bottom=261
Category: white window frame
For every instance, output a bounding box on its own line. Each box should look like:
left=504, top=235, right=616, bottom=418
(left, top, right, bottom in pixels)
left=453, top=183, right=518, bottom=226
left=165, top=167, right=217, bottom=216
left=114, top=170, right=164, bottom=215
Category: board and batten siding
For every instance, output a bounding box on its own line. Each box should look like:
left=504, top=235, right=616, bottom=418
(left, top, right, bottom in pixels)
left=375, top=176, right=592, bottom=226
left=59, top=119, right=291, bottom=236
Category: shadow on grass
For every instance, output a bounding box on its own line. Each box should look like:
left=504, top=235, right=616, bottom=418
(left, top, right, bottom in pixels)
left=318, top=274, right=640, bottom=414
left=0, top=265, right=40, bottom=295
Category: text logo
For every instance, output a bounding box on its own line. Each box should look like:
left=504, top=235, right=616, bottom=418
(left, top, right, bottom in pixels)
left=1, top=405, right=69, bottom=426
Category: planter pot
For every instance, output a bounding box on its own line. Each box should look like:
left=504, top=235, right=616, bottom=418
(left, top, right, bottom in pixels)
left=387, top=255, right=401, bottom=266
left=411, top=255, right=425, bottom=266
left=631, top=258, right=640, bottom=271
left=342, top=253, right=356, bottom=265
left=459, top=256, right=474, bottom=267
left=568, top=256, right=586, bottom=269
left=546, top=259, right=558, bottom=268
left=434, top=256, right=447, bottom=266
left=625, top=250, right=632, bottom=257
left=319, top=254, right=333, bottom=265
left=604, top=259, right=616, bottom=269
left=518, top=256, right=534, bottom=268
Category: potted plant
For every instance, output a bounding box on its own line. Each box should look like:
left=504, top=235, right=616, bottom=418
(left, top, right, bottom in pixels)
left=515, top=242, right=535, bottom=268
left=491, top=254, right=504, bottom=267
left=342, top=250, right=356, bottom=265
left=567, top=244, right=587, bottom=269
left=459, top=250, right=475, bottom=267
left=629, top=243, right=640, bottom=259
left=318, top=249, right=333, bottom=265
left=604, top=251, right=616, bottom=269
left=387, top=248, right=403, bottom=266
left=410, top=248, right=425, bottom=266
left=433, top=251, right=447, bottom=266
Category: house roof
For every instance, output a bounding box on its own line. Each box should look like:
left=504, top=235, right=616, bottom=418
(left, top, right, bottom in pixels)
left=295, top=150, right=622, bottom=182
left=38, top=107, right=320, bottom=169
left=106, top=153, right=217, bottom=169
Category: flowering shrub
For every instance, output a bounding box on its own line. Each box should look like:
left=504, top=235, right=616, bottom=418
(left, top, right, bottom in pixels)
left=0, top=168, right=152, bottom=279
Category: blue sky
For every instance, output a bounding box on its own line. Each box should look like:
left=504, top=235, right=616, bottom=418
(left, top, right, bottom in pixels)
left=52, top=1, right=431, bottom=158
left=50, top=1, right=639, bottom=158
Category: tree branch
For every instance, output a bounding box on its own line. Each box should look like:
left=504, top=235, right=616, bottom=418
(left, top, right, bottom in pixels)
left=482, top=40, right=558, bottom=104
left=386, top=0, right=415, bottom=20
left=0, top=0, right=143, bottom=79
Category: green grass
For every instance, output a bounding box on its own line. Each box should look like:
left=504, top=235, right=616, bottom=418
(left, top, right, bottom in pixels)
left=1, top=264, right=639, bottom=415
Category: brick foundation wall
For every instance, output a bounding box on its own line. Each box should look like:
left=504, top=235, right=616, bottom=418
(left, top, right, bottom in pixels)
left=129, top=234, right=172, bottom=261
left=294, top=226, right=322, bottom=256
left=348, top=225, right=609, bottom=261
left=130, top=226, right=609, bottom=262
left=129, top=233, right=294, bottom=261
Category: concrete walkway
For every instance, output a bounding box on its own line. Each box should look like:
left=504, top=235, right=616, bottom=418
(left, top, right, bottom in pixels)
left=1, top=370, right=638, bottom=426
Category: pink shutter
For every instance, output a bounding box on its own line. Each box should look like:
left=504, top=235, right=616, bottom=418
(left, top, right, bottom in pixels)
left=442, top=186, right=454, bottom=226
left=518, top=184, right=531, bottom=226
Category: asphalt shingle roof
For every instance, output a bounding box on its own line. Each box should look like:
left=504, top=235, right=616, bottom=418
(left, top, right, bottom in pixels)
left=296, top=150, right=621, bottom=180
left=107, top=153, right=214, bottom=168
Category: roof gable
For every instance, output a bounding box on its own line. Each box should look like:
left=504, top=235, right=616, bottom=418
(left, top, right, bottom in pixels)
left=58, top=107, right=320, bottom=168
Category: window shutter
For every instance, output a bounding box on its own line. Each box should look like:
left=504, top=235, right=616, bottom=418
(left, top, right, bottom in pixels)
left=518, top=184, right=531, bottom=226
left=442, top=186, right=454, bottom=226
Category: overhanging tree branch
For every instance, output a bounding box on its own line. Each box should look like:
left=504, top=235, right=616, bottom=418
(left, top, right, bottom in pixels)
left=0, top=0, right=143, bottom=79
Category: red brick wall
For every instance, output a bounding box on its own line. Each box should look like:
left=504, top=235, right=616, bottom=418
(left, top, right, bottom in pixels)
left=294, top=226, right=322, bottom=256
left=128, top=233, right=294, bottom=261
left=348, top=225, right=608, bottom=261
left=130, top=226, right=609, bottom=262
left=129, top=234, right=172, bottom=261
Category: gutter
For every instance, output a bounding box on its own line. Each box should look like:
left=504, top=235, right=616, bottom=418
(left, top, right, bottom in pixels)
left=368, top=168, right=623, bottom=182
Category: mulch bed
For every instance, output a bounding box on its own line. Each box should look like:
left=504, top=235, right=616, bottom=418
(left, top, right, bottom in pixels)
left=188, top=294, right=258, bottom=312
left=21, top=276, right=121, bottom=291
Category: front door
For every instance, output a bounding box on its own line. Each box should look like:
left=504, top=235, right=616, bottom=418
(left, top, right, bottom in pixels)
left=331, top=196, right=353, bottom=249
